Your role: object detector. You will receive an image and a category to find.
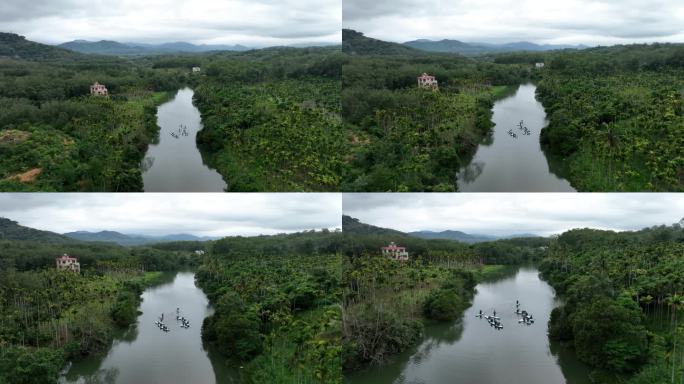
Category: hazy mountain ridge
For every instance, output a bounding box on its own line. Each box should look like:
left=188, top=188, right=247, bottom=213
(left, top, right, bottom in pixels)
left=0, top=32, right=83, bottom=60
left=58, top=39, right=250, bottom=56
left=63, top=231, right=219, bottom=246
left=342, top=29, right=422, bottom=56
left=403, top=38, right=588, bottom=54
left=408, top=230, right=540, bottom=244
left=0, top=217, right=75, bottom=243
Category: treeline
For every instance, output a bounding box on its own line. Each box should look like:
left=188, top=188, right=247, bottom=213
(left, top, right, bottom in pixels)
left=195, top=230, right=342, bottom=383
left=0, top=234, right=205, bottom=383
left=193, top=47, right=345, bottom=191
left=534, top=44, right=684, bottom=191
left=341, top=32, right=533, bottom=191
left=540, top=223, right=684, bottom=382
left=341, top=231, right=548, bottom=371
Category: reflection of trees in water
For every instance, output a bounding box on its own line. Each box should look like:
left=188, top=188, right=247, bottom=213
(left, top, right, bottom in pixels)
left=70, top=368, right=119, bottom=384
left=408, top=321, right=465, bottom=369
left=459, top=162, right=485, bottom=184
left=548, top=340, right=592, bottom=384
left=140, top=157, right=155, bottom=172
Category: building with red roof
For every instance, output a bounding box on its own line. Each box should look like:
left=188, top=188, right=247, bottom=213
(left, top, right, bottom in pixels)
left=381, top=242, right=409, bottom=261
left=56, top=254, right=80, bottom=273
left=417, top=73, right=438, bottom=90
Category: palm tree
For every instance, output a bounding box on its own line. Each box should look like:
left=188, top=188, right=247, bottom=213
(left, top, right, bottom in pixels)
left=667, top=293, right=684, bottom=384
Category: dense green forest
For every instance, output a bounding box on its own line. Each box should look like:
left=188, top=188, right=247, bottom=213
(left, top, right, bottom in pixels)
left=0, top=33, right=188, bottom=191
left=540, top=223, right=684, bottom=383
left=341, top=216, right=549, bottom=371
left=193, top=47, right=344, bottom=191
left=0, top=218, right=206, bottom=383
left=534, top=44, right=684, bottom=191
left=195, top=230, right=343, bottom=383
left=341, top=30, right=533, bottom=191
left=1, top=33, right=344, bottom=192
left=342, top=30, right=684, bottom=192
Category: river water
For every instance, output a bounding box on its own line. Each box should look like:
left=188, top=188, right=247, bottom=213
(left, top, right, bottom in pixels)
left=345, top=267, right=592, bottom=384
left=142, top=88, right=227, bottom=192
left=60, top=272, right=239, bottom=384
left=458, top=84, right=575, bottom=192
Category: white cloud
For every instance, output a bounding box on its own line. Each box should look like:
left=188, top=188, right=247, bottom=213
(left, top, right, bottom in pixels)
left=0, top=193, right=342, bottom=237
left=0, top=0, right=341, bottom=46
left=343, top=193, right=684, bottom=236
left=343, top=0, right=684, bottom=45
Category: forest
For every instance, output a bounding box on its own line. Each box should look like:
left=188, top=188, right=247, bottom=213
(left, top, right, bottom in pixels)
left=195, top=231, right=343, bottom=383
left=0, top=32, right=344, bottom=192
left=342, top=30, right=533, bottom=191
left=193, top=47, right=344, bottom=191
left=341, top=216, right=550, bottom=372
left=0, top=33, right=188, bottom=191
left=540, top=223, right=684, bottom=383
left=534, top=44, right=684, bottom=191
left=342, top=30, right=684, bottom=192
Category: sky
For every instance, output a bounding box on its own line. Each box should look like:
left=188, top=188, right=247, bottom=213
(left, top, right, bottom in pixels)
left=0, top=0, right=341, bottom=46
left=0, top=193, right=341, bottom=237
left=343, top=0, right=684, bottom=45
left=343, top=193, right=684, bottom=237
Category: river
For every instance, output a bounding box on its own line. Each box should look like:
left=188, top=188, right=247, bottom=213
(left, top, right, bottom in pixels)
left=345, top=267, right=593, bottom=384
left=458, top=84, right=576, bottom=192
left=60, top=272, right=239, bottom=384
left=141, top=88, right=227, bottom=192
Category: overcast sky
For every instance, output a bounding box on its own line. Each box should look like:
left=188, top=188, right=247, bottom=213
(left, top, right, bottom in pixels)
left=343, top=194, right=684, bottom=236
left=0, top=0, right=340, bottom=46
left=344, top=0, right=684, bottom=45
left=0, top=194, right=341, bottom=237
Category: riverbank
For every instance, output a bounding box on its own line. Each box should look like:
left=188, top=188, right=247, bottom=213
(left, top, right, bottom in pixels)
left=141, top=88, right=227, bottom=192
left=0, top=268, right=177, bottom=384
left=346, top=266, right=593, bottom=384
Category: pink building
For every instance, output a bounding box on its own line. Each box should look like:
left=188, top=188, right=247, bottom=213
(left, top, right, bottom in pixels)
left=56, top=254, right=80, bottom=273
left=381, top=242, right=409, bottom=261
left=90, top=82, right=108, bottom=96
left=417, top=73, right=438, bottom=90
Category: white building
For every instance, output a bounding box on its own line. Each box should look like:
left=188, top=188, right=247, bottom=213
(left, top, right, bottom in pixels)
left=192, top=67, right=201, bottom=73
left=417, top=73, right=439, bottom=90
left=535, top=62, right=545, bottom=69
left=56, top=254, right=80, bottom=273
left=381, top=242, right=409, bottom=261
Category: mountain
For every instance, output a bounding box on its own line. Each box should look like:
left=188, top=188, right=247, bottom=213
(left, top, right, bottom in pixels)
left=408, top=230, right=539, bottom=243
left=403, top=38, right=587, bottom=54
left=59, top=39, right=249, bottom=56
left=342, top=215, right=408, bottom=236
left=0, top=33, right=83, bottom=61
left=343, top=29, right=421, bottom=56
left=408, top=230, right=497, bottom=243
left=63, top=231, right=218, bottom=246
left=0, top=218, right=75, bottom=243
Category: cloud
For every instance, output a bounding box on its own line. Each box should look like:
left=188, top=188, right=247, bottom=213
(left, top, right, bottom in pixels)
left=343, top=0, right=684, bottom=45
left=0, top=0, right=341, bottom=46
left=0, top=193, right=341, bottom=237
left=343, top=193, right=684, bottom=236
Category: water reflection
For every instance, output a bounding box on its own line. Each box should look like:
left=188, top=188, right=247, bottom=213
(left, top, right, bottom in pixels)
left=457, top=84, right=576, bottom=192
left=142, top=88, right=227, bottom=192
left=345, top=268, right=592, bottom=384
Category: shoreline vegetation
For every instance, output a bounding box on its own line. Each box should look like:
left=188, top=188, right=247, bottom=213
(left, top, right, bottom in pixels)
left=341, top=215, right=548, bottom=373
left=341, top=30, right=684, bottom=192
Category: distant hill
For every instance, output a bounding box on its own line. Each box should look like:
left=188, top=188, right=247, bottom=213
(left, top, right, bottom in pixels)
left=408, top=230, right=540, bottom=244
left=63, top=230, right=218, bottom=246
left=342, top=29, right=421, bottom=56
left=342, top=215, right=408, bottom=236
left=0, top=218, right=74, bottom=243
left=0, top=32, right=83, bottom=61
left=408, top=230, right=497, bottom=243
left=404, top=38, right=587, bottom=54
left=59, top=40, right=250, bottom=56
